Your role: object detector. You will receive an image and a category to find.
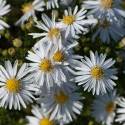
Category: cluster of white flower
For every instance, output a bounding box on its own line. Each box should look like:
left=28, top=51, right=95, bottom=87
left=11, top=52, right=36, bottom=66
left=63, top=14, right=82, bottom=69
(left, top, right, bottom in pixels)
left=0, top=0, right=125, bottom=125
left=83, top=0, right=125, bottom=43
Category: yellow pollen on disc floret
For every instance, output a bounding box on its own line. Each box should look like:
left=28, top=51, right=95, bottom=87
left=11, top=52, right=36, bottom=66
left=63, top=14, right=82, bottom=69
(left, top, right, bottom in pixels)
left=100, top=0, right=113, bottom=9
left=63, top=16, right=75, bottom=25
left=53, top=51, right=64, bottom=62
left=39, top=118, right=54, bottom=125
left=39, top=59, right=53, bottom=72
left=6, top=78, right=21, bottom=93
left=55, top=91, right=69, bottom=104
left=48, top=28, right=60, bottom=39
left=90, top=66, right=104, bottom=79
left=21, top=3, right=33, bottom=14
left=105, top=102, right=116, bottom=113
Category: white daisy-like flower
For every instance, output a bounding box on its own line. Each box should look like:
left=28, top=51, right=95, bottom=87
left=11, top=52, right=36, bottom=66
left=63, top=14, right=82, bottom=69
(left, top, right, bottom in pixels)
left=29, top=14, right=64, bottom=48
left=15, top=0, right=45, bottom=25
left=116, top=97, right=125, bottom=125
left=60, top=6, right=97, bottom=38
left=44, top=0, right=59, bottom=9
left=92, top=19, right=125, bottom=43
left=0, top=0, right=11, bottom=30
left=0, top=60, right=37, bottom=110
left=29, top=14, right=78, bottom=50
left=82, top=0, right=125, bottom=21
left=26, top=44, right=70, bottom=89
left=29, top=12, right=80, bottom=49
left=26, top=105, right=56, bottom=125
left=40, top=83, right=83, bottom=125
left=49, top=41, right=83, bottom=72
left=75, top=51, right=118, bottom=95
left=92, top=90, right=118, bottom=125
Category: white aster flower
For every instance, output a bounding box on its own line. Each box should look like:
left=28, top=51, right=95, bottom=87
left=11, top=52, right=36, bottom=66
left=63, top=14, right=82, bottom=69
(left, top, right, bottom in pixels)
left=83, top=0, right=125, bottom=22
left=49, top=41, right=83, bottom=73
left=29, top=14, right=63, bottom=48
left=44, top=0, right=59, bottom=9
left=93, top=19, right=125, bottom=43
left=29, top=13, right=80, bottom=49
left=40, top=83, right=83, bottom=125
left=0, top=60, right=37, bottom=110
left=0, top=0, right=11, bottom=30
left=75, top=51, right=118, bottom=95
left=61, top=6, right=97, bottom=38
left=92, top=90, right=118, bottom=125
left=116, top=97, right=125, bottom=125
left=15, top=0, right=45, bottom=25
left=26, top=44, right=70, bottom=89
left=26, top=105, right=56, bottom=125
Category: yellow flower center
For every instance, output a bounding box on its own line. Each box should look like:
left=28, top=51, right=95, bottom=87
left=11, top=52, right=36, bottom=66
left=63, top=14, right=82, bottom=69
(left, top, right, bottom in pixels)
left=100, top=0, right=113, bottom=9
left=53, top=51, right=64, bottom=62
left=48, top=28, right=60, bottom=39
left=6, top=78, right=21, bottom=93
left=63, top=16, right=75, bottom=25
left=106, top=102, right=115, bottom=113
left=39, top=118, right=54, bottom=125
left=21, top=3, right=33, bottom=14
left=90, top=66, right=104, bottom=79
left=39, top=59, right=53, bottom=72
left=55, top=91, right=69, bottom=104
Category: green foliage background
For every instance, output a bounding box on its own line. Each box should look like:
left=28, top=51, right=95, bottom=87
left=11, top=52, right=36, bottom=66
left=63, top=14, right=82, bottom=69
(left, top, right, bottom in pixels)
left=0, top=0, right=125, bottom=125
